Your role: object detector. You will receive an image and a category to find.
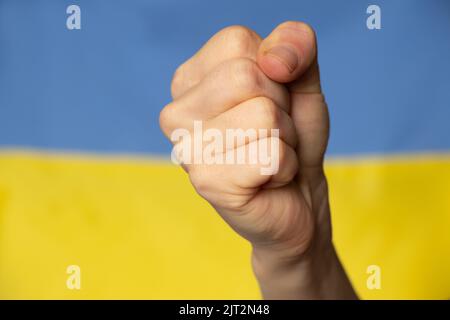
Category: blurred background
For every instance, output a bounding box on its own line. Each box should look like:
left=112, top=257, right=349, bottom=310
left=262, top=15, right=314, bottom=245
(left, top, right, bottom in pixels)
left=0, top=0, right=449, bottom=299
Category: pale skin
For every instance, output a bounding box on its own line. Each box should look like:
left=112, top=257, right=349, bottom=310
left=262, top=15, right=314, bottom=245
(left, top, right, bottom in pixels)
left=160, top=21, right=358, bottom=299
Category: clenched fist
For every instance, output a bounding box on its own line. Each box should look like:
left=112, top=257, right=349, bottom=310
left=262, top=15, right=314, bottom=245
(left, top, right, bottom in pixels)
left=160, top=21, right=357, bottom=299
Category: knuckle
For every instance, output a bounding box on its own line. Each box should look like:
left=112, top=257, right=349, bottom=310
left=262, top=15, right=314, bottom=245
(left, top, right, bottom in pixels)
left=229, top=58, right=263, bottom=93
left=279, top=21, right=317, bottom=50
left=257, top=97, right=281, bottom=129
left=280, top=21, right=315, bottom=34
left=298, top=22, right=316, bottom=38
left=268, top=137, right=289, bottom=170
left=189, top=167, right=211, bottom=196
left=170, top=65, right=185, bottom=98
left=159, top=103, right=175, bottom=135
left=276, top=138, right=287, bottom=162
left=219, top=25, right=259, bottom=57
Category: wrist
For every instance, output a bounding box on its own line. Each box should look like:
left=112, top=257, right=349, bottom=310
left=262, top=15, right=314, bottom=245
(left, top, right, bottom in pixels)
left=251, top=242, right=357, bottom=299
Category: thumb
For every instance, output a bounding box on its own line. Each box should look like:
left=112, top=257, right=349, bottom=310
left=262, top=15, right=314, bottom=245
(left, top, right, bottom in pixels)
left=257, top=21, right=319, bottom=88
left=257, top=21, right=329, bottom=176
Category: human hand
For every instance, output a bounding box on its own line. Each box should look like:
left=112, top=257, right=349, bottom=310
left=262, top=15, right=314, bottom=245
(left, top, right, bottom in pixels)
left=160, top=21, right=356, bottom=299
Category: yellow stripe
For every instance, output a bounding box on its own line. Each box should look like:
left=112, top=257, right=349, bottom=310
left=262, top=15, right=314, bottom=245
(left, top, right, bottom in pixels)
left=0, top=150, right=449, bottom=299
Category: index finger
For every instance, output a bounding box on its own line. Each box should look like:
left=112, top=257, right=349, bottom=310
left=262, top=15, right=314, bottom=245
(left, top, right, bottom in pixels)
left=171, top=25, right=262, bottom=99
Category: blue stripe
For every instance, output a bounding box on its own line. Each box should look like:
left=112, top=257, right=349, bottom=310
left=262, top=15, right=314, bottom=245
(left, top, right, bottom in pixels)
left=0, top=0, right=449, bottom=155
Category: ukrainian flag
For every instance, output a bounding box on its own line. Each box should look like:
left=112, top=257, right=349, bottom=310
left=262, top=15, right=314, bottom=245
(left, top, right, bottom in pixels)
left=0, top=0, right=449, bottom=299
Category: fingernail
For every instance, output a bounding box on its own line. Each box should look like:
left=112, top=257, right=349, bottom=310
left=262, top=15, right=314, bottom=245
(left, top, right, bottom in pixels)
left=265, top=45, right=299, bottom=73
